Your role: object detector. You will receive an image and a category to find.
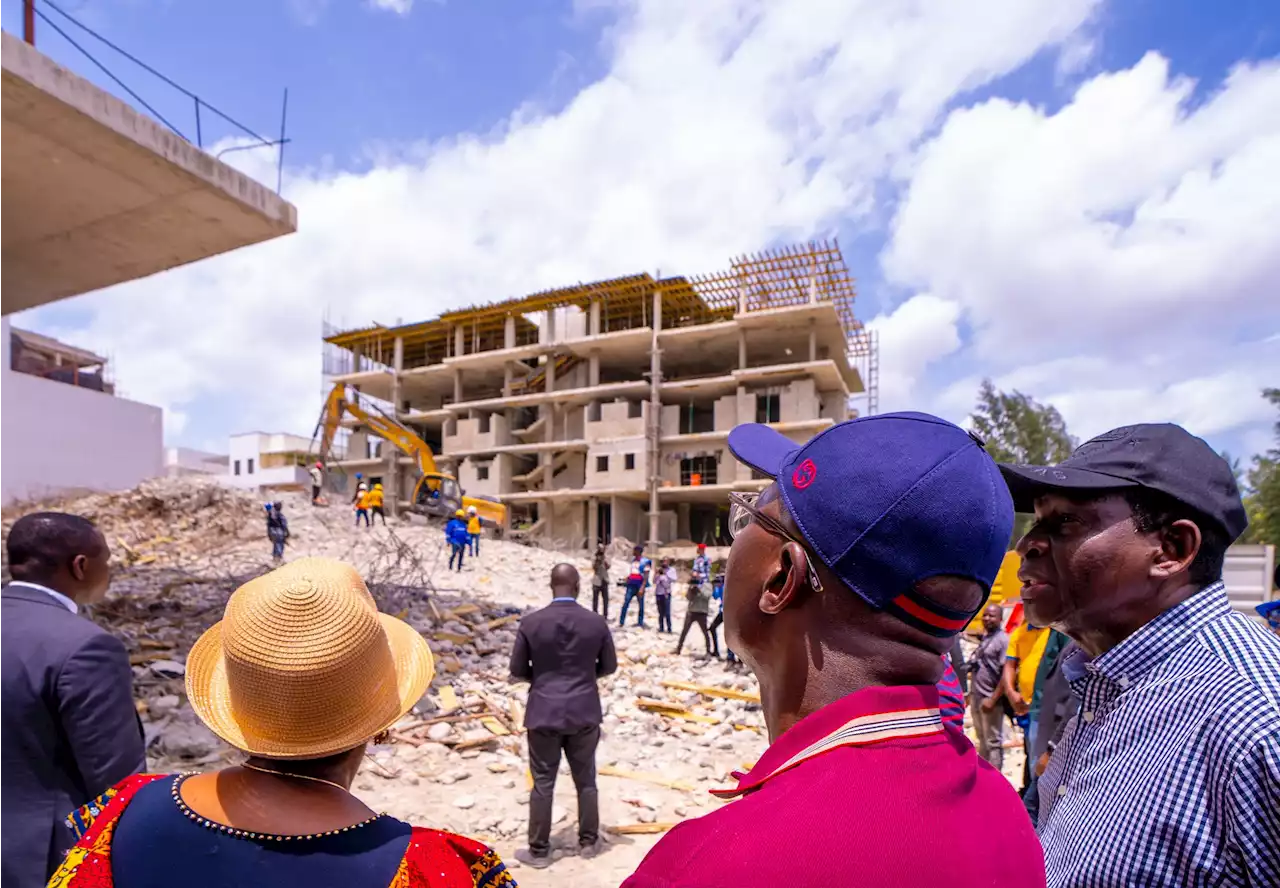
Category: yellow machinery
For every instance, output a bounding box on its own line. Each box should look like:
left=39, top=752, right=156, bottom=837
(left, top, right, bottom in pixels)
left=965, top=551, right=1022, bottom=634
left=317, top=384, right=507, bottom=527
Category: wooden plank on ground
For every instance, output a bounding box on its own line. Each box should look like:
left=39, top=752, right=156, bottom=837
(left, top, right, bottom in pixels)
left=433, top=631, right=472, bottom=645
left=482, top=613, right=520, bottom=632
left=446, top=604, right=482, bottom=619
left=661, top=680, right=760, bottom=703
left=481, top=716, right=510, bottom=736
left=599, top=766, right=696, bottom=792
left=437, top=686, right=460, bottom=712
left=608, top=823, right=678, bottom=836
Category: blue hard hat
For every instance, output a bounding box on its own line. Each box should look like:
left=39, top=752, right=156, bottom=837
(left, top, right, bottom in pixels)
left=356, top=472, right=363, bottom=478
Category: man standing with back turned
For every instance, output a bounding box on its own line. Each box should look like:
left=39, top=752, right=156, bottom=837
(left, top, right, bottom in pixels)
left=624, top=412, right=1044, bottom=888
left=2, top=513, right=146, bottom=888
left=510, top=564, right=617, bottom=869
left=1000, top=423, right=1280, bottom=887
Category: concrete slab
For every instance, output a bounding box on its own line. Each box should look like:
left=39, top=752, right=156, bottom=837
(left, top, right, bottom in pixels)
left=2, top=33, right=297, bottom=314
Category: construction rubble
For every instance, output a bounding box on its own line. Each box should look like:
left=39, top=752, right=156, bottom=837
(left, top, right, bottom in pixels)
left=0, top=477, right=775, bottom=885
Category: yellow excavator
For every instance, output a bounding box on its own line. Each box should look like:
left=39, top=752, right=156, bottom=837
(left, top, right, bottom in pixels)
left=316, top=384, right=507, bottom=527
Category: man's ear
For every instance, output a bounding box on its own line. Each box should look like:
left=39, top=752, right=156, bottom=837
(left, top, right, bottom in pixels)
left=759, top=542, right=808, bottom=615
left=70, top=554, right=88, bottom=582
left=1150, top=519, right=1201, bottom=580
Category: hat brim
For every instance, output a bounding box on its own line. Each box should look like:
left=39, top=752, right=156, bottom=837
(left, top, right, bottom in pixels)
left=998, top=464, right=1138, bottom=513
left=727, top=424, right=800, bottom=477
left=185, top=614, right=434, bottom=759
left=1256, top=600, right=1280, bottom=619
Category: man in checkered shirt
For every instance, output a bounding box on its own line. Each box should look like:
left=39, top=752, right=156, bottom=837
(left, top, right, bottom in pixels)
left=1000, top=423, right=1280, bottom=887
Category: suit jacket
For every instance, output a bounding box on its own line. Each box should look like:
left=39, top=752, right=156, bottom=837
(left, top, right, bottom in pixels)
left=1031, top=640, right=1081, bottom=763
left=1, top=585, right=146, bottom=888
left=509, top=599, right=617, bottom=732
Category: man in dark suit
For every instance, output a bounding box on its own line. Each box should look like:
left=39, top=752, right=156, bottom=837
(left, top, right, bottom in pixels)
left=509, top=563, right=617, bottom=869
left=2, top=513, right=146, bottom=888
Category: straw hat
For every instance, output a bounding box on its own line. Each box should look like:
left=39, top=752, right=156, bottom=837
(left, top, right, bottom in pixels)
left=186, top=557, right=433, bottom=759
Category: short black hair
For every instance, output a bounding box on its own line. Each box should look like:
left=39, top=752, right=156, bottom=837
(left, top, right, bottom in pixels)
left=6, top=512, right=104, bottom=575
left=1123, top=489, right=1227, bottom=587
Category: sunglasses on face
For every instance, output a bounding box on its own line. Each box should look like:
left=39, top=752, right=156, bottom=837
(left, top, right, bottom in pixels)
left=727, top=490, right=824, bottom=593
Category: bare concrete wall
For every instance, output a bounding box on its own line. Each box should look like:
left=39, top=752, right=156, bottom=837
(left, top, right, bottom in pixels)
left=2, top=323, right=163, bottom=504
left=586, top=400, right=646, bottom=442
left=586, top=438, right=647, bottom=489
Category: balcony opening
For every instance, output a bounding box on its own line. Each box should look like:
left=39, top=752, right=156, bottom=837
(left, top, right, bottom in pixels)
left=755, top=393, right=781, bottom=424
left=680, top=455, right=717, bottom=486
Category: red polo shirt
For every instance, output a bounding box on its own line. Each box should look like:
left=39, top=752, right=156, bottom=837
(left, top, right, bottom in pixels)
left=622, top=685, right=1044, bottom=888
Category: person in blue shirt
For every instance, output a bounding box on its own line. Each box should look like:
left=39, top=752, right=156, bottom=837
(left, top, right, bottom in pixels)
left=445, top=509, right=469, bottom=572
left=618, top=545, right=651, bottom=628
left=265, top=502, right=289, bottom=562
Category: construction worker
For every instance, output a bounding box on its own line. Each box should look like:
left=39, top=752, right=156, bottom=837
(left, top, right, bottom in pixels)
left=467, top=506, right=481, bottom=557
left=265, top=502, right=289, bottom=561
left=446, top=509, right=469, bottom=571
left=351, top=472, right=367, bottom=505
left=354, top=487, right=371, bottom=528
left=309, top=462, right=324, bottom=505
left=367, top=483, right=386, bottom=526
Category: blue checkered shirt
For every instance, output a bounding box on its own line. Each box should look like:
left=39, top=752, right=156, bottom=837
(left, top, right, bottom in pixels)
left=1038, top=581, right=1280, bottom=887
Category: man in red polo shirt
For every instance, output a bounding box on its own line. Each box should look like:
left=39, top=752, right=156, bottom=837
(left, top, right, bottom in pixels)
left=623, top=412, right=1045, bottom=888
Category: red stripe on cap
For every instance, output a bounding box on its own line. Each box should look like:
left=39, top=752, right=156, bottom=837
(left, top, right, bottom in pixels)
left=891, top=594, right=970, bottom=631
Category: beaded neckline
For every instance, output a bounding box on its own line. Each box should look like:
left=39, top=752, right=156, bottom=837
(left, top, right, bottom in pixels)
left=169, top=773, right=384, bottom=842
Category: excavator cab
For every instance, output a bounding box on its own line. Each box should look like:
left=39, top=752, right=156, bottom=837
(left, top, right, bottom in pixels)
left=412, top=473, right=462, bottom=518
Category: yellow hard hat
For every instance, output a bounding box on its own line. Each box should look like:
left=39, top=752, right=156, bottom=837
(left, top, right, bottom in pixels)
left=455, top=509, right=465, bottom=518
left=374, top=483, right=383, bottom=489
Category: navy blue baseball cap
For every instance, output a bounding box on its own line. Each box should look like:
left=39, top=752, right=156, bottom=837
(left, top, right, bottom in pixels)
left=727, top=411, right=1014, bottom=637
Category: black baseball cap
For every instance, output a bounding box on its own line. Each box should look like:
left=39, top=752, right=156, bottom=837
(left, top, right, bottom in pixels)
left=998, top=423, right=1248, bottom=541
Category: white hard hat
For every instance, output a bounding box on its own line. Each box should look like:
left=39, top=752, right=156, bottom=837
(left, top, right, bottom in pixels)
left=467, top=505, right=477, bottom=514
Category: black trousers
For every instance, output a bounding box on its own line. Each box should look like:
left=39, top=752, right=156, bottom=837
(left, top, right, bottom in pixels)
left=528, top=725, right=600, bottom=855
left=591, top=583, right=609, bottom=619
left=371, top=506, right=386, bottom=525
left=676, top=610, right=711, bottom=654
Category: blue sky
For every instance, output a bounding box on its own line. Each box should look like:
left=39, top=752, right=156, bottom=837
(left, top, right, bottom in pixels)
left=8, top=0, right=1279, bottom=466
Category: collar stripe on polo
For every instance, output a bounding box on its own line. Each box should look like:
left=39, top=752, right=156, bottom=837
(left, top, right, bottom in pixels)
left=710, top=707, right=943, bottom=799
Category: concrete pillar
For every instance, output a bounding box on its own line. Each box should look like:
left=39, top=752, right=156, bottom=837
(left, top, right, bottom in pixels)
left=589, top=350, right=600, bottom=387
left=677, top=502, right=691, bottom=540
left=738, top=329, right=747, bottom=369
left=648, top=286, right=663, bottom=547
left=590, top=300, right=601, bottom=336
left=352, top=343, right=364, bottom=374
left=545, top=356, right=556, bottom=393
left=504, top=316, right=516, bottom=349
left=453, top=369, right=463, bottom=404
left=588, top=497, right=599, bottom=550
left=503, top=364, right=513, bottom=397
left=454, top=325, right=464, bottom=357
left=610, top=495, right=620, bottom=544
left=388, top=336, right=404, bottom=517
left=808, top=322, right=817, bottom=363
left=544, top=310, right=555, bottom=344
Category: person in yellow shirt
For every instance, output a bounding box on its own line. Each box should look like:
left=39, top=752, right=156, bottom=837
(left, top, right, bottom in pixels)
left=1002, top=619, right=1049, bottom=790
left=466, top=506, right=481, bottom=557
left=366, top=483, right=386, bottom=526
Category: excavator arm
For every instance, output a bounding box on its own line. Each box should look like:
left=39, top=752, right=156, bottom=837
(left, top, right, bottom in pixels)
left=316, top=384, right=506, bottom=526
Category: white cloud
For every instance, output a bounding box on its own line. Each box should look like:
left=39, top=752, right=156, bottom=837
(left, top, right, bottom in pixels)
left=866, top=294, right=962, bottom=408
left=880, top=51, right=1280, bottom=451
left=368, top=0, right=414, bottom=15
left=23, top=0, right=1099, bottom=445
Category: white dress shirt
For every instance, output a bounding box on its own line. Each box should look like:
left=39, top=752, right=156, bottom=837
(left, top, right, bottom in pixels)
left=6, top=580, right=79, bottom=614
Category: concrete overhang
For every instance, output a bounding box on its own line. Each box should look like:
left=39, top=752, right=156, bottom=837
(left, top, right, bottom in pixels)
left=1, top=33, right=297, bottom=315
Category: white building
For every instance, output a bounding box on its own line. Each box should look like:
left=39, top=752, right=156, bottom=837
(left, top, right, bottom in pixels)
left=2, top=319, right=164, bottom=505
left=165, top=446, right=229, bottom=478
left=223, top=432, right=314, bottom=491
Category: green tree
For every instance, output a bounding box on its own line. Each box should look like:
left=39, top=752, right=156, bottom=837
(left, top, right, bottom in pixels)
left=1241, top=388, right=1280, bottom=548
left=970, top=379, right=1077, bottom=545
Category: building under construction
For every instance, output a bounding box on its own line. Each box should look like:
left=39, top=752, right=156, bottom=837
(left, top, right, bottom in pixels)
left=321, top=240, right=877, bottom=548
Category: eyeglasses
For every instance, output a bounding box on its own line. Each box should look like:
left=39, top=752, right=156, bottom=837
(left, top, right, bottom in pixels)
left=727, top=491, right=824, bottom=592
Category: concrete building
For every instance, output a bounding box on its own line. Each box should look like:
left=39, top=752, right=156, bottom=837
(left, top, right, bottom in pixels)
left=223, top=432, right=314, bottom=492
left=165, top=446, right=229, bottom=478
left=1, top=29, right=297, bottom=502
left=323, top=241, right=875, bottom=548
left=2, top=319, right=164, bottom=504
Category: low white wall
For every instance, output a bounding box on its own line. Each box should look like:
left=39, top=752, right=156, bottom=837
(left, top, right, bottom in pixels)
left=1, top=363, right=163, bottom=504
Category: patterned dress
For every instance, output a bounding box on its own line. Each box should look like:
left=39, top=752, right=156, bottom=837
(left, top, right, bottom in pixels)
left=49, top=774, right=517, bottom=888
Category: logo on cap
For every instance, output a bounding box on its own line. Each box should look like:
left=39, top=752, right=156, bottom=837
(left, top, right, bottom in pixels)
left=792, top=459, right=817, bottom=490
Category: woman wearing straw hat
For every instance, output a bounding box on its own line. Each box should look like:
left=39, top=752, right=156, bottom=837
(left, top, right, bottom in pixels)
left=48, top=557, right=517, bottom=888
